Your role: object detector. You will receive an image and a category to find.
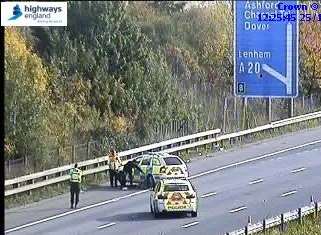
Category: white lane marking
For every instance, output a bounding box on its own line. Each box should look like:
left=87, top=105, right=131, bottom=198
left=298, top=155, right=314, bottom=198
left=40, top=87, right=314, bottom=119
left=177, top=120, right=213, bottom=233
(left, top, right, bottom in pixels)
left=182, top=221, right=199, bottom=228
left=291, top=167, right=306, bottom=173
left=201, top=192, right=217, bottom=198
left=249, top=179, right=264, bottom=185
left=281, top=190, right=297, bottom=197
left=188, top=140, right=321, bottom=180
left=5, top=190, right=148, bottom=234
left=97, top=222, right=116, bottom=229
left=6, top=139, right=321, bottom=233
left=229, top=206, right=247, bottom=213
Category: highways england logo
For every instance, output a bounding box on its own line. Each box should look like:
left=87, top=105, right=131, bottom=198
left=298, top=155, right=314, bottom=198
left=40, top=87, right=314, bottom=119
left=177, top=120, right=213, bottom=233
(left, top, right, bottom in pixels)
left=9, top=4, right=23, bottom=20
left=21, top=4, right=63, bottom=21
left=1, top=2, right=67, bottom=26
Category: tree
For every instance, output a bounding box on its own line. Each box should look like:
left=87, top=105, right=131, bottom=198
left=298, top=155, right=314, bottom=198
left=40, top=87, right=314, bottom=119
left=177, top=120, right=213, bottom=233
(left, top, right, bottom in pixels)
left=4, top=27, right=51, bottom=161
left=299, top=6, right=321, bottom=94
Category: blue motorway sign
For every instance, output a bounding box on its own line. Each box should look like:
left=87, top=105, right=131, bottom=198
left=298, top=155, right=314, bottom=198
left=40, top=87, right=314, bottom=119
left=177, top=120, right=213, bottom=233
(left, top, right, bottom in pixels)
left=234, top=0, right=299, bottom=97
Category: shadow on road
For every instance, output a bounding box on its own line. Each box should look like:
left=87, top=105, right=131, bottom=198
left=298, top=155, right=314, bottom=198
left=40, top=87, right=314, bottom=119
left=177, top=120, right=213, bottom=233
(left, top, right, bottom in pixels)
left=86, top=184, right=141, bottom=192
left=97, top=211, right=188, bottom=222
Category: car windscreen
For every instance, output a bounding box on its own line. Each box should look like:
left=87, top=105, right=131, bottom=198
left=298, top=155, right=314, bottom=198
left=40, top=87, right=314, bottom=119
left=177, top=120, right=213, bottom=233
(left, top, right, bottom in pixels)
left=164, top=184, right=189, bottom=192
left=163, top=157, right=183, bottom=165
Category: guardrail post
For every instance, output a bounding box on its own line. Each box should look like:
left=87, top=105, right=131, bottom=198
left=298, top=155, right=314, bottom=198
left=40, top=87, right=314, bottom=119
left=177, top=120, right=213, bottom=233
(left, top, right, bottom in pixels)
left=248, top=216, right=252, bottom=224
left=298, top=208, right=302, bottom=224
left=310, top=195, right=314, bottom=203
left=281, top=213, right=285, bottom=232
left=210, top=139, right=215, bottom=150
left=195, top=138, right=200, bottom=152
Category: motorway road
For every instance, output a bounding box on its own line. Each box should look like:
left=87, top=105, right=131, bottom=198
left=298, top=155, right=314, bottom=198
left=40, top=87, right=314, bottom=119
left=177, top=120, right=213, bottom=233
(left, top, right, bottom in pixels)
left=5, top=127, right=321, bottom=235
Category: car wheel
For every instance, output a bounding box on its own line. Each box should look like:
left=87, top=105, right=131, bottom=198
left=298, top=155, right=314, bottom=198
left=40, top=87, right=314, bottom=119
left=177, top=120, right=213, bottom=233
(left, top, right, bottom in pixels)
left=191, top=211, right=197, bottom=217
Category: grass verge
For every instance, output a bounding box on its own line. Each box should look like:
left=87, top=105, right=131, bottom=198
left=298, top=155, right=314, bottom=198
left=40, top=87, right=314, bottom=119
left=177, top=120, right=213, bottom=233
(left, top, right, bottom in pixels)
left=257, top=214, right=321, bottom=235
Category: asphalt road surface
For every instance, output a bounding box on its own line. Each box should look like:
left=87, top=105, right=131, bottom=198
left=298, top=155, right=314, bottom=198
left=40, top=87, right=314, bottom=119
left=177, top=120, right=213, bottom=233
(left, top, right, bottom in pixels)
left=5, top=127, right=321, bottom=235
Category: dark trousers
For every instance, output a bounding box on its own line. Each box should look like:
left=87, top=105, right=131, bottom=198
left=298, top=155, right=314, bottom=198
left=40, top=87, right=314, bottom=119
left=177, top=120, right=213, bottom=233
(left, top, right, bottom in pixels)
left=109, top=169, right=118, bottom=187
left=118, top=171, right=133, bottom=188
left=128, top=171, right=133, bottom=186
left=70, top=182, right=80, bottom=207
left=117, top=171, right=126, bottom=188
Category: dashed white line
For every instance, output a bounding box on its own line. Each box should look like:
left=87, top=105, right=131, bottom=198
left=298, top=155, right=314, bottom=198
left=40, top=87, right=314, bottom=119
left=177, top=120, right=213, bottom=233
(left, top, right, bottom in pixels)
left=291, top=167, right=306, bottom=174
left=182, top=221, right=199, bottom=228
left=97, top=222, right=116, bottom=229
left=6, top=140, right=321, bottom=234
left=249, top=179, right=264, bottom=185
left=229, top=206, right=247, bottom=213
left=281, top=190, right=297, bottom=197
left=188, top=140, right=321, bottom=180
left=201, top=192, right=217, bottom=198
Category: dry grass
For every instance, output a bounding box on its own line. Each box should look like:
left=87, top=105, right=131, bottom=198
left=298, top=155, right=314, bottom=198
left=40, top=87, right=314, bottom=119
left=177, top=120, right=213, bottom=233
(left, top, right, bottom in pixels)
left=259, top=215, right=321, bottom=235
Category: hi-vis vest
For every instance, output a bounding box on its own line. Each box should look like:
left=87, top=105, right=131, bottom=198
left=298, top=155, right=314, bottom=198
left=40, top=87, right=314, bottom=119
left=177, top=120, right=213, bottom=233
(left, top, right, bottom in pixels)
left=70, top=168, right=82, bottom=183
left=109, top=155, right=121, bottom=171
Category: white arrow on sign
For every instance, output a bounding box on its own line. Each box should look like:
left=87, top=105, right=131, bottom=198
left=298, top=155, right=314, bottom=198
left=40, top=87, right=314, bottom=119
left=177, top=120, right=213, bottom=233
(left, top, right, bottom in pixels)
left=262, top=23, right=293, bottom=95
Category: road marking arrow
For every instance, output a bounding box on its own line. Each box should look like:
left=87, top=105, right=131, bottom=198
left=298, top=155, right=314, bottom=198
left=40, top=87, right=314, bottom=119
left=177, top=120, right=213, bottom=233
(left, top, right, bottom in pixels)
left=262, top=23, right=293, bottom=95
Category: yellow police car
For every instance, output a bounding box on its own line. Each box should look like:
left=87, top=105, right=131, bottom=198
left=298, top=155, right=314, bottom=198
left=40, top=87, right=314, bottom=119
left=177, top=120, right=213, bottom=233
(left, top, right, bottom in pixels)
left=150, top=178, right=198, bottom=218
left=131, top=152, right=189, bottom=188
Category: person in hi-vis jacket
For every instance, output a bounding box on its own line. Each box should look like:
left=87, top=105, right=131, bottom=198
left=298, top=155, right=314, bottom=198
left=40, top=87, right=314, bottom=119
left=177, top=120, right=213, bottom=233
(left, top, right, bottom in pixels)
left=108, top=148, right=122, bottom=187
left=69, top=163, right=82, bottom=209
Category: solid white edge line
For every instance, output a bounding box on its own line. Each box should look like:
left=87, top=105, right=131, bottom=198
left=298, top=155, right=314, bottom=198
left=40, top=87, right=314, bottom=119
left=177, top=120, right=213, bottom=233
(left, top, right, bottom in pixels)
left=201, top=192, right=217, bottom=198
left=188, top=140, right=321, bottom=180
left=97, top=222, right=116, bottom=229
left=229, top=206, right=247, bottom=213
left=5, top=190, right=148, bottom=234
left=182, top=221, right=199, bottom=228
left=6, top=139, right=321, bottom=233
left=291, top=167, right=306, bottom=173
left=281, top=190, right=297, bottom=197
left=249, top=179, right=264, bottom=185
